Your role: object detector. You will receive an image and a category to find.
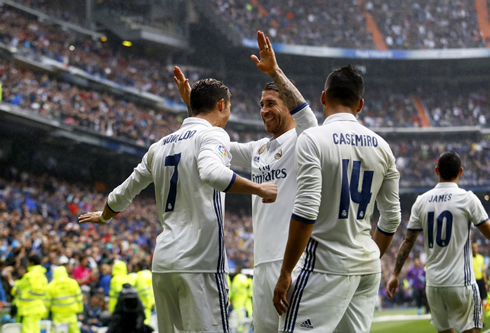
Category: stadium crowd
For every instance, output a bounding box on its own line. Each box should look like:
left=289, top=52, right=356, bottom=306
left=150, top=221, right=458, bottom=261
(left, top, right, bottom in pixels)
left=211, top=0, right=485, bottom=49
left=7, top=0, right=489, bottom=50
left=1, top=3, right=490, bottom=329
left=366, top=0, right=484, bottom=49
left=0, top=4, right=488, bottom=141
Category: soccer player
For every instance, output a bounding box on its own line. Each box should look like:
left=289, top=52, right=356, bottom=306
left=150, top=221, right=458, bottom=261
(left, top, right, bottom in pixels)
left=387, top=151, right=490, bottom=333
left=173, top=30, right=318, bottom=332
left=273, top=65, right=401, bottom=333
left=79, top=78, right=277, bottom=333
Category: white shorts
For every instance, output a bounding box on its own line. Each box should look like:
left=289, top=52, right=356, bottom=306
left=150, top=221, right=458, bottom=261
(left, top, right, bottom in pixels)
left=279, top=268, right=380, bottom=333
left=152, top=272, right=230, bottom=333
left=253, top=260, right=282, bottom=333
left=427, top=284, right=483, bottom=332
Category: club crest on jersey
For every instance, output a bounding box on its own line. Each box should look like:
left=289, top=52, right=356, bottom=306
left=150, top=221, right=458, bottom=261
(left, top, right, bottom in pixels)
left=258, top=144, right=267, bottom=154
left=274, top=149, right=283, bottom=160
left=217, top=144, right=227, bottom=157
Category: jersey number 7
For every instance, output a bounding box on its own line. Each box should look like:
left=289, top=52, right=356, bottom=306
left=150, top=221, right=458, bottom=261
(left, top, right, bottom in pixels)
left=339, top=159, right=374, bottom=220
left=165, top=153, right=181, bottom=212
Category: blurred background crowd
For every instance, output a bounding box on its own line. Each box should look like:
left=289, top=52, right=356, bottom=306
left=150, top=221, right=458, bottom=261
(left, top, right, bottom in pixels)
left=1, top=0, right=490, bottom=330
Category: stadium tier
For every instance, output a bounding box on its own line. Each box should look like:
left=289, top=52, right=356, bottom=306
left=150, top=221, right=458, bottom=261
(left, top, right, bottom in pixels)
left=1, top=2, right=490, bottom=329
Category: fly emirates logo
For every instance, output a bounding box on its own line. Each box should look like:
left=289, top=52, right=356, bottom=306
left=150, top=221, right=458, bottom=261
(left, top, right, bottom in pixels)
left=252, top=165, right=288, bottom=184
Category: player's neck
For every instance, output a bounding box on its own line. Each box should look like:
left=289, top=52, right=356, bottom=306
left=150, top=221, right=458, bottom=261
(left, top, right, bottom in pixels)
left=323, top=105, right=357, bottom=118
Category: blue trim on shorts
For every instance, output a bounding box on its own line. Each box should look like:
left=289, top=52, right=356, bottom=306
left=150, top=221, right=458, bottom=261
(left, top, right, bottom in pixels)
left=284, top=238, right=318, bottom=332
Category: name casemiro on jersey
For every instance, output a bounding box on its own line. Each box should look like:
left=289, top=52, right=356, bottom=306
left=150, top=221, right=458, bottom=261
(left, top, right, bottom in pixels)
left=332, top=132, right=378, bottom=147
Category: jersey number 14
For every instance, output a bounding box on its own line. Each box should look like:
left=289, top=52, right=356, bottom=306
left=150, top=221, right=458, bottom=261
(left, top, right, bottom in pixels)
left=339, top=159, right=374, bottom=220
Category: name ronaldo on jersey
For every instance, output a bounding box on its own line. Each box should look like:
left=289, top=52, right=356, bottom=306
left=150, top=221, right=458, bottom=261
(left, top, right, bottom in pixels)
left=332, top=133, right=378, bottom=147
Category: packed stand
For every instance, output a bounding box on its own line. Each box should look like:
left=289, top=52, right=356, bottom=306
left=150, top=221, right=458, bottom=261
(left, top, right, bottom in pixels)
left=0, top=5, right=193, bottom=102
left=390, top=136, right=490, bottom=188
left=1, top=4, right=489, bottom=134
left=0, top=60, right=268, bottom=146
left=11, top=0, right=88, bottom=27
left=365, top=0, right=484, bottom=49
left=420, top=88, right=489, bottom=127
left=213, top=0, right=373, bottom=49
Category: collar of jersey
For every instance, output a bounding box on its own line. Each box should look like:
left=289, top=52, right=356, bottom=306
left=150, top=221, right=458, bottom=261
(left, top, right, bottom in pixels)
left=323, top=113, right=357, bottom=125
left=182, top=117, right=213, bottom=127
left=269, top=127, right=296, bottom=147
left=435, top=182, right=459, bottom=188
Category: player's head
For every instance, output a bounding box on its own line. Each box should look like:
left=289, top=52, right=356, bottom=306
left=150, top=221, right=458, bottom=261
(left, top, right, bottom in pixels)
left=413, top=258, right=420, bottom=267
left=322, top=65, right=364, bottom=113
left=28, top=252, right=41, bottom=266
left=436, top=151, right=463, bottom=182
left=260, top=82, right=294, bottom=138
left=191, top=78, right=231, bottom=127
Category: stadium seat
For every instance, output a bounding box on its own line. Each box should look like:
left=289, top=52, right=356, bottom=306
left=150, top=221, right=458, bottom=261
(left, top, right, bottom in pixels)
left=0, top=323, right=21, bottom=333
left=53, top=322, right=70, bottom=333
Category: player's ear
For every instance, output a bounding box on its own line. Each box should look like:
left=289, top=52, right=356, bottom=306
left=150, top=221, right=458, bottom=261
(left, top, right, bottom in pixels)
left=217, top=98, right=225, bottom=112
left=435, top=166, right=440, bottom=176
left=356, top=98, right=364, bottom=113
left=321, top=91, right=326, bottom=106
left=459, top=168, right=463, bottom=176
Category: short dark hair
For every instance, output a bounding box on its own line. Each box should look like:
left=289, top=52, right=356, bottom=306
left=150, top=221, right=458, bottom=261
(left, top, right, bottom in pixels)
left=437, top=151, right=461, bottom=181
left=190, top=78, right=230, bottom=115
left=263, top=82, right=279, bottom=93
left=324, top=65, right=364, bottom=108
left=28, top=253, right=41, bottom=265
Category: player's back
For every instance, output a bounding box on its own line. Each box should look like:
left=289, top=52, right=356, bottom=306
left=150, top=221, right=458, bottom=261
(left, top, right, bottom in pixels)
left=149, top=118, right=230, bottom=274
left=297, top=113, right=398, bottom=275
left=409, top=183, right=486, bottom=286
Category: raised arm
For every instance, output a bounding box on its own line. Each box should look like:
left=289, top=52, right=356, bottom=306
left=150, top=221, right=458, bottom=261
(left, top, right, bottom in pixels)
left=386, top=229, right=420, bottom=298
left=251, top=31, right=317, bottom=134
left=251, top=31, right=305, bottom=111
left=173, top=66, right=192, bottom=117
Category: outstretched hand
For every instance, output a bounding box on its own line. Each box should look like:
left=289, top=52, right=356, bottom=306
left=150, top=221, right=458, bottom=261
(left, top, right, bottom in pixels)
left=173, top=66, right=192, bottom=108
left=78, top=211, right=107, bottom=225
left=250, top=30, right=279, bottom=75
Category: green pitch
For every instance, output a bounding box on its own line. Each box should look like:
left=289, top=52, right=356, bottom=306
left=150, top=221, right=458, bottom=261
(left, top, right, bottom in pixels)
left=371, top=308, right=490, bottom=333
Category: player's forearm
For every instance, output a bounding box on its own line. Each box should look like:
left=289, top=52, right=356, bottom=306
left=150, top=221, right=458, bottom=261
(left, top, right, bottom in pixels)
left=268, top=68, right=306, bottom=112
left=372, top=229, right=393, bottom=258
left=101, top=202, right=118, bottom=221
left=226, top=175, right=264, bottom=197
left=392, top=230, right=418, bottom=276
left=281, top=218, right=315, bottom=274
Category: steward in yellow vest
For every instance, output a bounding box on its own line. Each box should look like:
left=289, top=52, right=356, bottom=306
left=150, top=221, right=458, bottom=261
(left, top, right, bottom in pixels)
left=11, top=253, right=48, bottom=333
left=47, top=265, right=84, bottom=333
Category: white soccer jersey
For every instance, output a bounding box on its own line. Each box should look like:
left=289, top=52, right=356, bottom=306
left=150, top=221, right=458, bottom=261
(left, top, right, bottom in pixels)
left=407, top=182, right=489, bottom=287
left=107, top=117, right=236, bottom=273
left=293, top=113, right=401, bottom=275
left=230, top=103, right=317, bottom=266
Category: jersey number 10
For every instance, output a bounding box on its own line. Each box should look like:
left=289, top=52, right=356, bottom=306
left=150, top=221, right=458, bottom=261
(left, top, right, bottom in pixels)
left=427, top=210, right=453, bottom=248
left=339, top=159, right=374, bottom=220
